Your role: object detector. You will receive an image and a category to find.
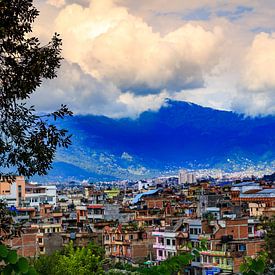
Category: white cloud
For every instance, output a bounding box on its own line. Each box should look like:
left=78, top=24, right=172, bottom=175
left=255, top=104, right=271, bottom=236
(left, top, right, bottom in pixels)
left=32, top=0, right=275, bottom=117
left=46, top=0, right=66, bottom=8
left=242, top=33, right=275, bottom=92
left=54, top=0, right=223, bottom=94
left=232, top=32, right=275, bottom=115
left=31, top=60, right=168, bottom=118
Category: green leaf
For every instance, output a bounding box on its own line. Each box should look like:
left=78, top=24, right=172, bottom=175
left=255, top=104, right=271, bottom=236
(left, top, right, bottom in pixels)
left=0, top=244, right=8, bottom=258
left=254, top=258, right=265, bottom=273
left=239, top=263, right=247, bottom=272
left=192, top=249, right=200, bottom=257
left=2, top=264, right=13, bottom=275
left=7, top=249, right=18, bottom=264
left=17, top=257, right=29, bottom=273
left=26, top=267, right=38, bottom=275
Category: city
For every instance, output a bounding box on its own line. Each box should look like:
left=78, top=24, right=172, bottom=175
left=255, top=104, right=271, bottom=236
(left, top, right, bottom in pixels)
left=0, top=170, right=274, bottom=274
left=1, top=0, right=275, bottom=274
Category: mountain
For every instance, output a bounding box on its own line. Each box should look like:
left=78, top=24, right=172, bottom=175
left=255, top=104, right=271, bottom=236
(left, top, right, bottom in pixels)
left=35, top=100, right=275, bottom=182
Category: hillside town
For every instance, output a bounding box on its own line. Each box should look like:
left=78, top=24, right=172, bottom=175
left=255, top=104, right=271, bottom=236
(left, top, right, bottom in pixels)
left=0, top=170, right=274, bottom=274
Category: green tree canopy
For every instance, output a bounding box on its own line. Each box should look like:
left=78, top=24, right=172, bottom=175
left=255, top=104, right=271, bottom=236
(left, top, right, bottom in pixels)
left=0, top=0, right=72, bottom=178
left=34, top=241, right=104, bottom=275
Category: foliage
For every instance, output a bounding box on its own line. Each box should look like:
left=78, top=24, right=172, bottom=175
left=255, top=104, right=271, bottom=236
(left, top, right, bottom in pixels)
left=137, top=240, right=207, bottom=275
left=240, top=217, right=275, bottom=274
left=0, top=201, right=22, bottom=242
left=0, top=244, right=37, bottom=275
left=240, top=252, right=268, bottom=275
left=34, top=241, right=104, bottom=275
left=263, top=216, right=275, bottom=263
left=0, top=201, right=37, bottom=274
left=0, top=0, right=72, bottom=178
left=202, top=211, right=215, bottom=221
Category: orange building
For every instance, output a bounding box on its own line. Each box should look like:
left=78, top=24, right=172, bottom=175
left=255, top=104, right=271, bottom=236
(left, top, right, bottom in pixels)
left=0, top=176, right=26, bottom=207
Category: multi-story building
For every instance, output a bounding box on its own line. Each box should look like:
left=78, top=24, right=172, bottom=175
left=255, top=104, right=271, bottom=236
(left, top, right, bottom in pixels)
left=152, top=220, right=188, bottom=261
left=103, top=224, right=154, bottom=263
left=24, top=183, right=56, bottom=208
left=0, top=176, right=26, bottom=207
left=31, top=223, right=63, bottom=255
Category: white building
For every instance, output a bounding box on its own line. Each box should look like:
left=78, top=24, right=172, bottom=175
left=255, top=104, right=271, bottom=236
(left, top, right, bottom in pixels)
left=24, top=184, right=57, bottom=208
left=179, top=170, right=196, bottom=184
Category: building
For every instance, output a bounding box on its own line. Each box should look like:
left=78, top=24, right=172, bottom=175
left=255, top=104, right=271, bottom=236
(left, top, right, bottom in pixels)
left=0, top=176, right=26, bottom=207
left=103, top=224, right=154, bottom=263
left=24, top=183, right=57, bottom=208
left=179, top=170, right=196, bottom=185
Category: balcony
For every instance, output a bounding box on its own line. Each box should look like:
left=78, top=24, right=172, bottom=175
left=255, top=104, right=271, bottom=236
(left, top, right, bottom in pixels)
left=153, top=243, right=165, bottom=249
left=200, top=250, right=226, bottom=256
left=87, top=214, right=104, bottom=220
left=226, top=250, right=246, bottom=258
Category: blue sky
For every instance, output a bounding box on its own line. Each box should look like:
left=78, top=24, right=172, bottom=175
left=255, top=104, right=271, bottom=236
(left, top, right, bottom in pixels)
left=32, top=0, right=275, bottom=117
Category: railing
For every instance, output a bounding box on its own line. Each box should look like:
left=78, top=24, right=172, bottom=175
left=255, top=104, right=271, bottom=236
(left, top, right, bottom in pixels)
left=200, top=250, right=226, bottom=256
left=153, top=243, right=165, bottom=249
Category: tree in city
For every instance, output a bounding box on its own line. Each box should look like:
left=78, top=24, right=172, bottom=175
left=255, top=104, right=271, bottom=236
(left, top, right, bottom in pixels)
left=240, top=216, right=275, bottom=275
left=0, top=0, right=72, bottom=179
left=33, top=241, right=105, bottom=275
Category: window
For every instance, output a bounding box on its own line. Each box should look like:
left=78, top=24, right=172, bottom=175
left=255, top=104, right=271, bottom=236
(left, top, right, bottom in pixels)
left=172, top=239, right=176, bottom=246
left=105, top=235, right=109, bottom=241
left=238, top=244, right=246, bottom=251
left=194, top=228, right=198, bottom=235
left=158, top=250, right=163, bottom=257
left=194, top=256, right=200, bottom=262
left=198, top=228, right=201, bottom=234
left=38, top=238, right=43, bottom=244
left=216, top=257, right=220, bottom=264
left=113, top=246, right=116, bottom=252
left=130, top=235, right=133, bottom=240
left=248, top=226, right=253, bottom=234
left=166, top=239, right=171, bottom=246
left=190, top=228, right=194, bottom=234
left=227, top=258, right=232, bottom=266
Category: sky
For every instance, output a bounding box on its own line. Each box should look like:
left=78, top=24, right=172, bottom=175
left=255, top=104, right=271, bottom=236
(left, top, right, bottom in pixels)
left=31, top=0, right=275, bottom=118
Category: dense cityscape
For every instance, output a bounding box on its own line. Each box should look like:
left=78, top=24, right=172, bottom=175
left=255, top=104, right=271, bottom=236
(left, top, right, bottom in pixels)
left=1, top=170, right=274, bottom=274
left=1, top=0, right=275, bottom=274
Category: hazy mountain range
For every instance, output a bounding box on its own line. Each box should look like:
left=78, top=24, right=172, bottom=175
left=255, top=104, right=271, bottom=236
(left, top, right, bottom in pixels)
left=34, top=100, right=275, bottom=182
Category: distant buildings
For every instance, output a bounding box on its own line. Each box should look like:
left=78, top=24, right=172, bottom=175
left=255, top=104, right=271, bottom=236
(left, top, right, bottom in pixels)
left=0, top=177, right=56, bottom=208
left=179, top=170, right=196, bottom=185
left=0, top=172, right=274, bottom=274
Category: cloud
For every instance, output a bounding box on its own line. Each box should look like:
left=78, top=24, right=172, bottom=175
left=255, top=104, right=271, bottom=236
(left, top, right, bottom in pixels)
left=31, top=60, right=168, bottom=118
left=32, top=0, right=275, bottom=117
left=233, top=32, right=275, bottom=115
left=54, top=0, right=223, bottom=94
left=47, top=0, right=66, bottom=8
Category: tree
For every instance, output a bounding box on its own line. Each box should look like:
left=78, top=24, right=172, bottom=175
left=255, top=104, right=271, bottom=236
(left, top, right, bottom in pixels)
left=240, top=216, right=275, bottom=275
left=34, top=241, right=104, bottom=275
left=0, top=0, right=72, bottom=178
left=1, top=0, right=71, bottom=273
left=0, top=201, right=37, bottom=274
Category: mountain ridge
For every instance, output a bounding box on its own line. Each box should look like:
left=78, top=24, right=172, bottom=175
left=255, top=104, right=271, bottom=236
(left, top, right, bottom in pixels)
left=34, top=100, right=275, bottom=182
